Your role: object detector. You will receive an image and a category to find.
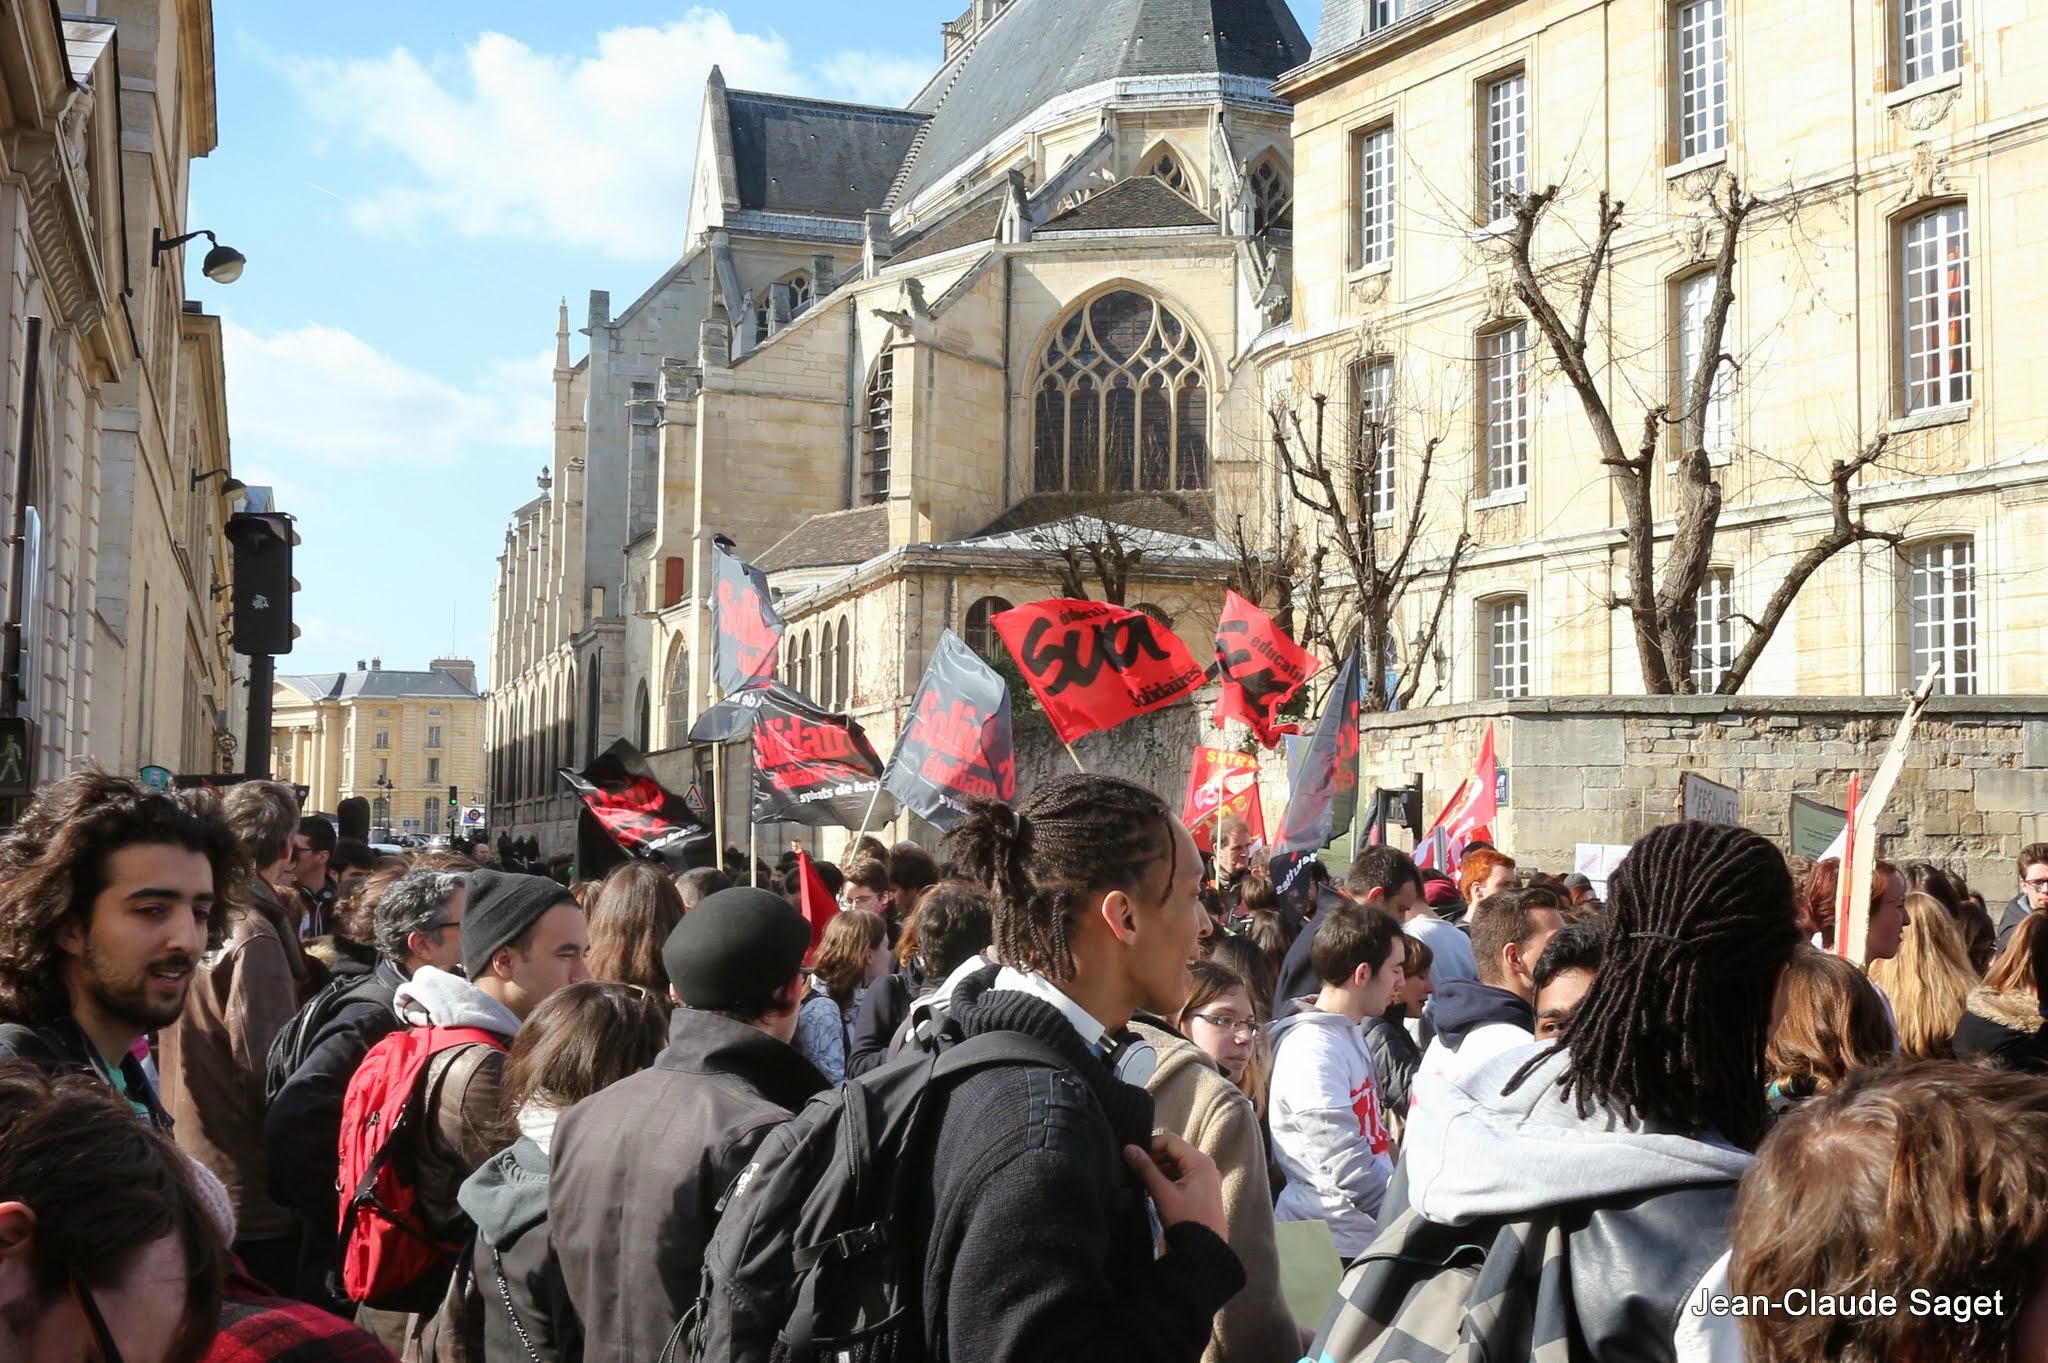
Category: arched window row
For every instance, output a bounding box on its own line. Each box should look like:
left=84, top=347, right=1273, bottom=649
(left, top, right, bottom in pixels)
left=1032, top=290, right=1209, bottom=494
left=782, top=616, right=856, bottom=711
left=964, top=596, right=1013, bottom=661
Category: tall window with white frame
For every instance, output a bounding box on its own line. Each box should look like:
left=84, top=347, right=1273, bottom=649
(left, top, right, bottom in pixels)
left=1485, top=597, right=1531, bottom=699
left=1356, top=123, right=1394, bottom=268
left=1676, top=271, right=1734, bottom=460
left=1482, top=324, right=1529, bottom=494
left=1899, top=0, right=1962, bottom=85
left=1481, top=71, right=1527, bottom=226
left=1901, top=203, right=1971, bottom=414
left=1907, top=538, right=1977, bottom=694
left=1674, top=0, right=1729, bottom=161
left=1691, top=569, right=1737, bottom=692
left=1353, top=358, right=1396, bottom=517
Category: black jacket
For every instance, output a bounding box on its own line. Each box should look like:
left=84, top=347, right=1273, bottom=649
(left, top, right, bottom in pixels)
left=0, top=1014, right=171, bottom=1130
left=1952, top=985, right=2048, bottom=1071
left=549, top=1007, right=827, bottom=1363
left=1361, top=1013, right=1421, bottom=1115
left=1274, top=884, right=1354, bottom=1012
left=263, top=959, right=406, bottom=1305
left=917, top=967, right=1246, bottom=1363
left=847, top=969, right=915, bottom=1077
left=1997, top=894, right=2035, bottom=953
left=461, top=1136, right=579, bottom=1363
left=1428, top=978, right=1536, bottom=1050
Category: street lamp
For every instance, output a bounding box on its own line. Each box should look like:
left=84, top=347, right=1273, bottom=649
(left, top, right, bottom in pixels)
left=151, top=227, right=247, bottom=284
left=373, top=774, right=392, bottom=834
left=191, top=468, right=246, bottom=496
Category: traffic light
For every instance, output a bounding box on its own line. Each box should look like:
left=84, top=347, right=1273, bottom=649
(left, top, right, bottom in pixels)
left=225, top=512, right=300, bottom=655
left=448, top=785, right=459, bottom=812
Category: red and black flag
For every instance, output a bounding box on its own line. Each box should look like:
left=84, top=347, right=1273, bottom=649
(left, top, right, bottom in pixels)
left=1212, top=590, right=1321, bottom=749
left=991, top=598, right=1207, bottom=746
left=882, top=631, right=1016, bottom=832
left=711, top=541, right=784, bottom=696
left=749, top=687, right=893, bottom=829
left=560, top=739, right=716, bottom=871
left=1273, top=647, right=1362, bottom=855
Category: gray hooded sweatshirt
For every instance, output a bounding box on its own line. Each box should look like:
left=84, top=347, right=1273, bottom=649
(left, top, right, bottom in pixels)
left=1402, top=1042, right=1748, bottom=1362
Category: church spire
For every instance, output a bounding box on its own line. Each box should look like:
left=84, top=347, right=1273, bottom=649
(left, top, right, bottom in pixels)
left=554, top=297, right=571, bottom=371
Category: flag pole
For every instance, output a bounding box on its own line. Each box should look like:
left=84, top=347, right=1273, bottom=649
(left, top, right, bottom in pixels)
left=1062, top=739, right=1087, bottom=773
left=851, top=783, right=885, bottom=848
left=747, top=732, right=759, bottom=888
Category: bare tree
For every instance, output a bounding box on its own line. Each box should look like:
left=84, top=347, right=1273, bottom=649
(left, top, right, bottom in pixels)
left=1504, top=175, right=1903, bottom=693
left=1266, top=379, right=1473, bottom=713
left=1025, top=515, right=1144, bottom=604
left=1222, top=506, right=1334, bottom=661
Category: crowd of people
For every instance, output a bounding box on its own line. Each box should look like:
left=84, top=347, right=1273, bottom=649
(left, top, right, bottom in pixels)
left=3, top=769, right=2048, bottom=1363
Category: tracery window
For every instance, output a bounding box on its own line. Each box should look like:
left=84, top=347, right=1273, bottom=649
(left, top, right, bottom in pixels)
left=1147, top=147, right=1192, bottom=199
left=1032, top=291, right=1208, bottom=493
left=863, top=352, right=893, bottom=504
left=1249, top=154, right=1293, bottom=233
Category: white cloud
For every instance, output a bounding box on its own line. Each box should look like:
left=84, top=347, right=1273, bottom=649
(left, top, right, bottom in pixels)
left=223, top=321, right=551, bottom=466
left=282, top=9, right=931, bottom=263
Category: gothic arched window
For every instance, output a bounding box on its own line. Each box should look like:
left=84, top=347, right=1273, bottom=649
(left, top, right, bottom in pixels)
left=664, top=643, right=691, bottom=747
left=863, top=352, right=893, bottom=504
left=1249, top=153, right=1293, bottom=233
left=1146, top=145, right=1192, bottom=200
left=1032, top=291, right=1209, bottom=493
left=834, top=618, right=851, bottom=710
left=964, top=596, right=1013, bottom=661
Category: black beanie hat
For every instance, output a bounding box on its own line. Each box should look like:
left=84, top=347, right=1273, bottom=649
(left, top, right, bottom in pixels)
left=463, top=869, right=578, bottom=979
left=663, top=888, right=812, bottom=1013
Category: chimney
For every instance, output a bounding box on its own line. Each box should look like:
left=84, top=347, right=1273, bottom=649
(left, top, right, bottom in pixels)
left=356, top=659, right=367, bottom=672
left=431, top=657, right=478, bottom=692
left=370, top=657, right=381, bottom=671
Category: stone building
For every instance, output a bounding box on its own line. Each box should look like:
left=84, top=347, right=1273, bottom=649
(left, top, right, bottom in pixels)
left=0, top=0, right=239, bottom=791
left=489, top=0, right=1314, bottom=853
left=272, top=659, right=485, bottom=835
left=1272, top=0, right=2048, bottom=705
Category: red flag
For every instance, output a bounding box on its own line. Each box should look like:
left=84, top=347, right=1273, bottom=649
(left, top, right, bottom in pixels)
left=1414, top=723, right=1500, bottom=873
left=1182, top=747, right=1267, bottom=853
left=795, top=847, right=840, bottom=963
left=1212, top=591, right=1322, bottom=748
left=992, top=599, right=1207, bottom=746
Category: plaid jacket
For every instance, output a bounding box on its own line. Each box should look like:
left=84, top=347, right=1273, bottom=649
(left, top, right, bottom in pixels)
left=1307, top=1167, right=1738, bottom=1363
left=205, top=1278, right=399, bottom=1363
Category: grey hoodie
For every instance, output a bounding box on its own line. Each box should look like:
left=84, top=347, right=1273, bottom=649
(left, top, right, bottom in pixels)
left=1267, top=1007, right=1395, bottom=1257
left=1403, top=1042, right=1749, bottom=1362
left=393, top=965, right=522, bottom=1038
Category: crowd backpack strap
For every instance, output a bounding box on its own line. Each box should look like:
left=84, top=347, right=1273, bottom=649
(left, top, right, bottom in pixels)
left=336, top=1025, right=508, bottom=1313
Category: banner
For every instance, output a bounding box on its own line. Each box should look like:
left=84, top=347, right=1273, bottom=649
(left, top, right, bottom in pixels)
left=560, top=739, right=716, bottom=867
left=1414, top=722, right=1500, bottom=874
left=1212, top=591, right=1322, bottom=749
left=711, top=541, right=784, bottom=697
left=881, top=631, right=1017, bottom=831
left=991, top=598, right=1207, bottom=746
left=1182, top=747, right=1267, bottom=854
left=749, top=689, right=894, bottom=829
left=1272, top=648, right=1362, bottom=855
left=795, top=847, right=840, bottom=962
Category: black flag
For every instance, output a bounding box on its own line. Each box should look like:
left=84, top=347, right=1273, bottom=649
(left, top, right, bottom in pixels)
left=560, top=739, right=715, bottom=869
left=710, top=542, right=784, bottom=697
left=700, top=682, right=895, bottom=829
left=1273, top=647, right=1362, bottom=854
left=881, top=631, right=1016, bottom=832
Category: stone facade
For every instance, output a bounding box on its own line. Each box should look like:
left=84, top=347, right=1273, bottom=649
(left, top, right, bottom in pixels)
left=273, top=661, right=486, bottom=834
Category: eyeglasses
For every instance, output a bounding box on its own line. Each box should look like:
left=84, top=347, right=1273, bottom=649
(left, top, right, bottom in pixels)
left=70, top=1266, right=125, bottom=1363
left=2024, top=879, right=2048, bottom=893
left=1189, top=1013, right=1261, bottom=1040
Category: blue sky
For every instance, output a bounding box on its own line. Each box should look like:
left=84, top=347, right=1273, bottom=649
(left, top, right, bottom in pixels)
left=196, top=1, right=1322, bottom=685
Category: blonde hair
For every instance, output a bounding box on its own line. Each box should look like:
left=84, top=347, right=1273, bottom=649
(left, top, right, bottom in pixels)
left=1985, top=909, right=2048, bottom=998
left=1866, top=891, right=1979, bottom=1060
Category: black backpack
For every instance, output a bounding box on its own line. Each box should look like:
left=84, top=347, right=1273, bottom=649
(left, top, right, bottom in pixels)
left=685, top=1030, right=1068, bottom=1363
left=263, top=965, right=387, bottom=1101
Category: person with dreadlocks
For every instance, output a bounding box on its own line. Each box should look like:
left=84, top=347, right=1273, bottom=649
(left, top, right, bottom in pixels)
left=924, top=774, right=1245, bottom=1363
left=1309, top=821, right=1801, bottom=1363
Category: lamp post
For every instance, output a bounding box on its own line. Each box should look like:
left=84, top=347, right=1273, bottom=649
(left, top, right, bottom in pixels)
left=373, top=774, right=392, bottom=836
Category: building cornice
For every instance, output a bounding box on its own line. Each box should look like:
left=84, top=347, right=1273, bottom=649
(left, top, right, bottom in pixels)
left=1276, top=0, right=1523, bottom=104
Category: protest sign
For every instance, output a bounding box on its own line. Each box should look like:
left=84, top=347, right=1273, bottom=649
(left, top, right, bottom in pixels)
left=1181, top=746, right=1267, bottom=853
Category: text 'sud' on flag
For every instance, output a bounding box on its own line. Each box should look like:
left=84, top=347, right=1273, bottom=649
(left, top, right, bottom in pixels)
left=710, top=541, right=785, bottom=696
left=751, top=687, right=894, bottom=829
left=560, top=739, right=716, bottom=869
left=882, top=630, right=1016, bottom=832
left=1212, top=591, right=1322, bottom=749
left=1181, top=747, right=1266, bottom=854
left=991, top=598, right=1207, bottom=746
left=1273, top=648, right=1362, bottom=855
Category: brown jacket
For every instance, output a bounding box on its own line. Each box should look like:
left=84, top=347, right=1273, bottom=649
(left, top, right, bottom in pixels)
left=1132, top=1020, right=1300, bottom=1363
left=159, top=885, right=303, bottom=1242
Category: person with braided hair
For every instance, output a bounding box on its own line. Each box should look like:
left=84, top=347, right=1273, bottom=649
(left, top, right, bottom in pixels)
left=919, top=773, right=1246, bottom=1363
left=1313, top=821, right=1802, bottom=1363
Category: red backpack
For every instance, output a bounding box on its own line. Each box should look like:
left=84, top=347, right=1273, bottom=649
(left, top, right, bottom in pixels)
left=337, top=1025, right=507, bottom=1311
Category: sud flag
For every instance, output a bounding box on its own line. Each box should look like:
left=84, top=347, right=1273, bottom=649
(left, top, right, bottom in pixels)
left=561, top=739, right=716, bottom=867
left=711, top=541, right=784, bottom=696
left=1212, top=591, right=1322, bottom=749
left=881, top=631, right=1017, bottom=832
left=1272, top=648, right=1362, bottom=855
left=1181, top=747, right=1267, bottom=854
left=991, top=599, right=1207, bottom=746
left=1414, top=722, right=1500, bottom=873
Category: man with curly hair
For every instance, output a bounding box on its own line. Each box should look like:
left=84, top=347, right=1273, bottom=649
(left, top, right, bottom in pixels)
left=0, top=771, right=244, bottom=1132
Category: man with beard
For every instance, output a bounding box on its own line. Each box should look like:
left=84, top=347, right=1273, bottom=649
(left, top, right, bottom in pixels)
left=0, top=771, right=245, bottom=1132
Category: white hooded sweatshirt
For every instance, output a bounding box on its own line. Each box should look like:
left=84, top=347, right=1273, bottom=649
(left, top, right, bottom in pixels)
left=1266, top=1007, right=1396, bottom=1258
left=391, top=965, right=522, bottom=1038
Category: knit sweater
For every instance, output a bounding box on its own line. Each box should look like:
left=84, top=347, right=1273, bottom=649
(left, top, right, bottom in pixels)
left=918, top=968, right=1247, bottom=1363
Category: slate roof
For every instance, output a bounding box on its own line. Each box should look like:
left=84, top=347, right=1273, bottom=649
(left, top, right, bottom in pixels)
left=895, top=0, right=1309, bottom=205
left=889, top=191, right=1008, bottom=266
left=725, top=88, right=928, bottom=220
left=280, top=669, right=483, bottom=702
left=754, top=505, right=892, bottom=574
left=937, top=513, right=1236, bottom=565
left=974, top=491, right=1218, bottom=540
left=1036, top=176, right=1216, bottom=233
left=1314, top=0, right=1456, bottom=59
